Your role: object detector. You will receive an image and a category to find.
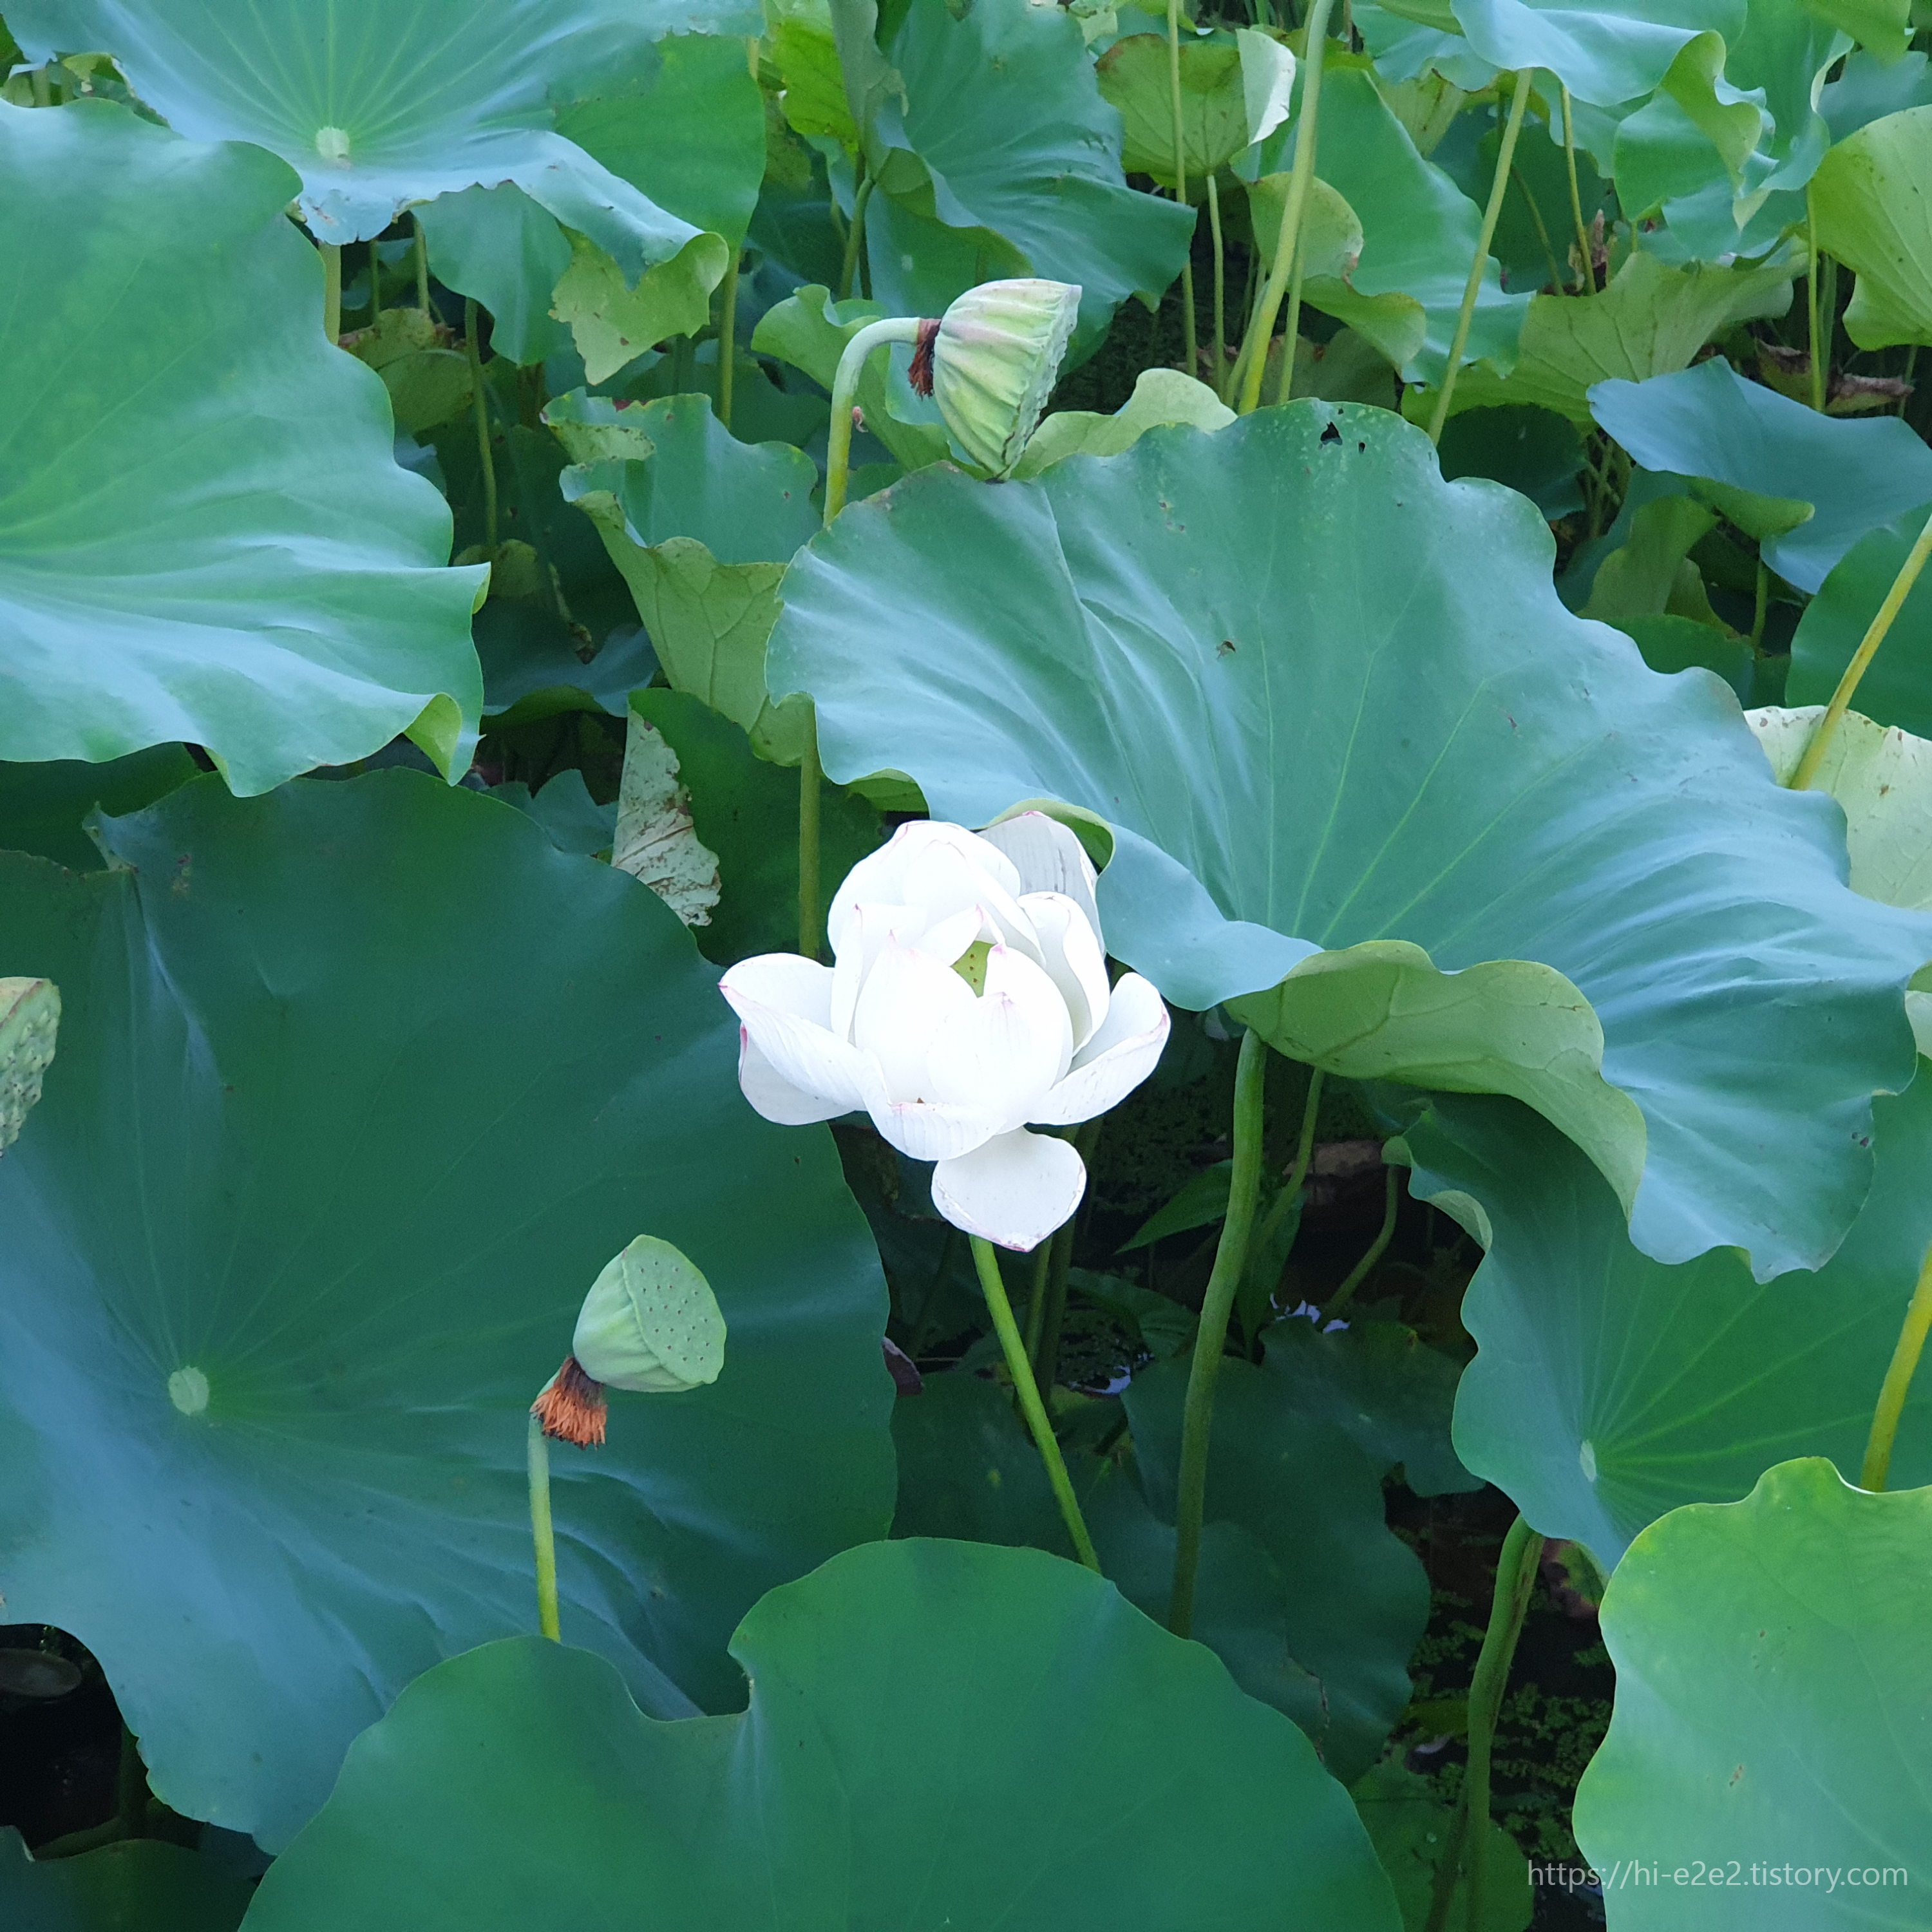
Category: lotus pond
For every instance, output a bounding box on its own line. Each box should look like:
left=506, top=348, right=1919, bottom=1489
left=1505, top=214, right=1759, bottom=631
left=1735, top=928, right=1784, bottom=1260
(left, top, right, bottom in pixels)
left=4, top=0, right=1932, bottom=1926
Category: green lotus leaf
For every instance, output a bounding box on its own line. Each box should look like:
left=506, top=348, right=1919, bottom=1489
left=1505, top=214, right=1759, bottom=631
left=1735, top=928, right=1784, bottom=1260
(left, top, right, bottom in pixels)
left=1097, top=28, right=1296, bottom=185
left=1437, top=251, right=1794, bottom=427
left=242, top=1541, right=1403, bottom=1931
left=1589, top=357, right=1932, bottom=591
left=846, top=0, right=1197, bottom=349
left=768, top=402, right=1932, bottom=1276
left=1821, top=46, right=1932, bottom=143
left=1399, top=1079, right=1932, bottom=1566
left=1012, top=368, right=1235, bottom=478
left=8, top=0, right=741, bottom=265
left=0, top=102, right=486, bottom=795
left=415, top=185, right=574, bottom=366
left=1446, top=0, right=1744, bottom=107
left=1572, top=1459, right=1931, bottom=1924
left=1436, top=404, right=1586, bottom=518
left=891, top=1364, right=1429, bottom=1779
left=0, top=750, right=198, bottom=873
left=1250, top=68, right=1531, bottom=386
left=553, top=393, right=820, bottom=761
left=1350, top=1759, right=1533, bottom=1932
left=0, top=1830, right=253, bottom=1932
left=1812, top=103, right=1932, bottom=348
left=0, top=773, right=894, bottom=1848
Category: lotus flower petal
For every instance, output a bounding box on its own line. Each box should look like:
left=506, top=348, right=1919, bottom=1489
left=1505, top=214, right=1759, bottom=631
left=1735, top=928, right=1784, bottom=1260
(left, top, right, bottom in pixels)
left=721, top=953, right=880, bottom=1119
left=927, top=945, right=1075, bottom=1123
left=980, top=812, right=1103, bottom=938
left=851, top=936, right=978, bottom=1100
left=827, top=822, right=1024, bottom=955
left=932, top=1127, right=1087, bottom=1251
left=871, top=1096, right=1011, bottom=1162
left=1032, top=972, right=1170, bottom=1126
left=1019, top=889, right=1110, bottom=1050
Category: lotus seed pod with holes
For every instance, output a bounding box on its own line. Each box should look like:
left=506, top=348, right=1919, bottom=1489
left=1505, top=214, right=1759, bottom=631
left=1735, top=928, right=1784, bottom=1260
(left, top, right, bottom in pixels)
left=572, top=1235, right=726, bottom=1393
left=0, top=979, right=59, bottom=1155
left=931, top=279, right=1081, bottom=477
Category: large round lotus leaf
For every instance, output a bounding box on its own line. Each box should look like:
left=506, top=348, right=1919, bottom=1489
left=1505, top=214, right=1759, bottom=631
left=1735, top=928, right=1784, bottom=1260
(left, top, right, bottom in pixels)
left=0, top=772, right=894, bottom=1850
left=1399, top=1080, right=1932, bottom=1566
left=1447, top=0, right=1742, bottom=108
left=243, top=1540, right=1403, bottom=1931
left=768, top=402, right=1932, bottom=1278
left=856, top=0, right=1196, bottom=349
left=0, top=102, right=485, bottom=797
left=1, top=1830, right=253, bottom=1932
left=8, top=0, right=733, bottom=265
left=1573, top=1459, right=1932, bottom=1926
left=1811, top=102, right=1932, bottom=349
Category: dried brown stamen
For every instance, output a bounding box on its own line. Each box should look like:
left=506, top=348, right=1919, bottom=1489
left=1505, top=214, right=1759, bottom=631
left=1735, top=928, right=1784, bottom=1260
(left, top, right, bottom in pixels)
left=532, top=1355, right=608, bottom=1447
left=908, top=317, right=941, bottom=398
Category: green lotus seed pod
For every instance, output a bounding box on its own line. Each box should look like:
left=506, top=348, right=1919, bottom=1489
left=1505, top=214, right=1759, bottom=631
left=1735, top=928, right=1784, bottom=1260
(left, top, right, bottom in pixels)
left=0, top=978, right=59, bottom=1155
left=572, top=1235, right=726, bottom=1394
left=928, top=279, right=1081, bottom=478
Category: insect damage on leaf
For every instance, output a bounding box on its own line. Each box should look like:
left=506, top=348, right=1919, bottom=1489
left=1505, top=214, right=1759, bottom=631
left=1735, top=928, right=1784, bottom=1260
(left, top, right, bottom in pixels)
left=611, top=713, right=722, bottom=927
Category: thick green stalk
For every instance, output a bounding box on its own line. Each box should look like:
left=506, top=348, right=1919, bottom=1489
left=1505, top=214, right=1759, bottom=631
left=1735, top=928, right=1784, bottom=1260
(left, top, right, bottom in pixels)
left=1559, top=86, right=1591, bottom=292
left=971, top=1235, right=1101, bottom=1571
left=1426, top=68, right=1532, bottom=444
left=1235, top=0, right=1337, bottom=414
left=838, top=168, right=875, bottom=302
left=1207, top=171, right=1227, bottom=397
left=1808, top=191, right=1826, bottom=413
left=413, top=213, right=431, bottom=312
left=824, top=315, right=925, bottom=524
left=321, top=242, right=343, bottom=342
left=1167, top=0, right=1197, bottom=375
left=1862, top=1242, right=1932, bottom=1490
left=1461, top=1515, right=1540, bottom=1932
left=1169, top=1027, right=1270, bottom=1636
left=463, top=298, right=500, bottom=553
left=717, top=248, right=742, bottom=430
left=1326, top=1163, right=1397, bottom=1318
left=799, top=708, right=822, bottom=958
left=526, top=1414, right=562, bottom=1642
left=1790, top=501, right=1932, bottom=790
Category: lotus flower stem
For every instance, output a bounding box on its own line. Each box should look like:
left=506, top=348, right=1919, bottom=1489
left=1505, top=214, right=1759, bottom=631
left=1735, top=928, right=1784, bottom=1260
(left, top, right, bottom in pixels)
left=838, top=167, right=875, bottom=303
left=526, top=1413, right=562, bottom=1642
left=1426, top=68, right=1532, bottom=446
left=1861, top=1240, right=1932, bottom=1490
left=463, top=298, right=500, bottom=553
left=1207, top=173, right=1227, bottom=399
left=1169, top=1026, right=1269, bottom=1636
left=1325, top=1162, right=1398, bottom=1319
left=717, top=249, right=741, bottom=431
left=1448, top=1513, right=1540, bottom=1932
left=1790, top=500, right=1932, bottom=790
left=413, top=213, right=430, bottom=314
left=1559, top=86, right=1591, bottom=293
left=824, top=316, right=925, bottom=524
left=321, top=242, right=342, bottom=343
left=799, top=710, right=822, bottom=958
left=971, top=1235, right=1101, bottom=1573
left=1166, top=0, right=1197, bottom=376
left=1235, top=0, right=1336, bottom=415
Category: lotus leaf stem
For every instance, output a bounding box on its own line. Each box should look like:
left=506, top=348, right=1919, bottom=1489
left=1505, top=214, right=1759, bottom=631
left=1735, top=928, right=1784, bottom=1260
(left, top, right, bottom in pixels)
left=1167, top=0, right=1197, bottom=377
left=1512, top=164, right=1564, bottom=298
left=718, top=248, right=741, bottom=431
left=1427, top=68, right=1532, bottom=446
left=526, top=1413, right=562, bottom=1642
left=1427, top=1513, right=1539, bottom=1932
left=1791, top=500, right=1932, bottom=790
left=321, top=242, right=343, bottom=343
left=971, top=1234, right=1102, bottom=1572
left=799, top=708, right=822, bottom=958
left=1862, top=1240, right=1932, bottom=1490
left=838, top=168, right=875, bottom=303
left=1807, top=190, right=1827, bottom=413
left=1246, top=1065, right=1323, bottom=1294
left=1207, top=172, right=1227, bottom=399
left=1235, top=0, right=1337, bottom=414
left=463, top=298, right=500, bottom=554
left=1325, top=1162, right=1398, bottom=1319
left=824, top=316, right=925, bottom=524
left=1170, top=1025, right=1269, bottom=1636
left=1559, top=86, right=1591, bottom=292
left=413, top=213, right=430, bottom=313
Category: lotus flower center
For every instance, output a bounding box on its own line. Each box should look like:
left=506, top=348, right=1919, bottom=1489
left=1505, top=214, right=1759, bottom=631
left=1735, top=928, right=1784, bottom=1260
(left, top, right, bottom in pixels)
left=169, top=1366, right=210, bottom=1416
left=952, top=939, right=993, bottom=996
left=314, top=125, right=351, bottom=164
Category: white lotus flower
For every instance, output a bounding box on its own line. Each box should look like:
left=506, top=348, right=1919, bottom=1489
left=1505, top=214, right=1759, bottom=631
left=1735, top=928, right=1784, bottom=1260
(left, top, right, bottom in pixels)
left=720, top=815, right=1170, bottom=1252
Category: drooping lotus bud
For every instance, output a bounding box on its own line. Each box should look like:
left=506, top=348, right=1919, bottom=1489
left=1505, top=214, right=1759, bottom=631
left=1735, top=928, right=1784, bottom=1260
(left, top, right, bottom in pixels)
left=0, top=978, right=60, bottom=1155
left=573, top=1234, right=726, bottom=1395
left=919, top=279, right=1081, bottom=478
